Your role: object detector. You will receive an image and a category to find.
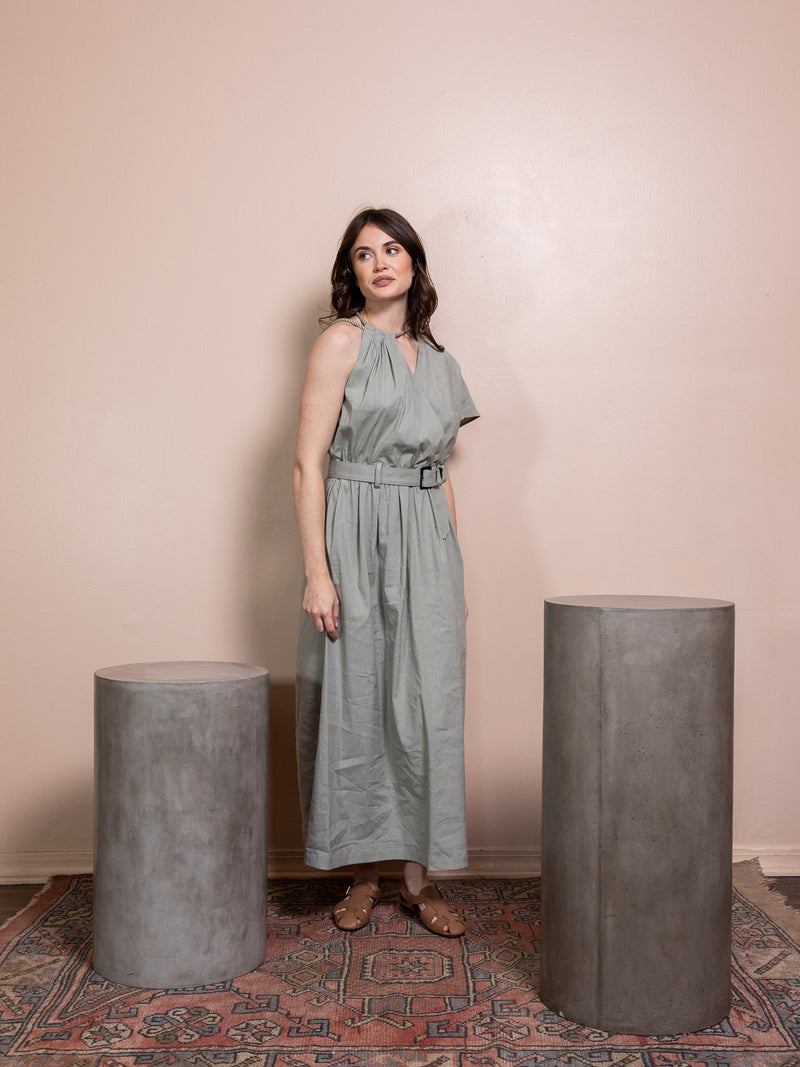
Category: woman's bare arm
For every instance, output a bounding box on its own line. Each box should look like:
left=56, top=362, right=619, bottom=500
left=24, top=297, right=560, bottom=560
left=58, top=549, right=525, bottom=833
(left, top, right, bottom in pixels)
left=293, top=323, right=360, bottom=640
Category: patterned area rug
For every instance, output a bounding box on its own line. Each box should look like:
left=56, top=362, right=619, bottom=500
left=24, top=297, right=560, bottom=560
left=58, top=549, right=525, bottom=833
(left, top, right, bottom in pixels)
left=1, top=865, right=800, bottom=1065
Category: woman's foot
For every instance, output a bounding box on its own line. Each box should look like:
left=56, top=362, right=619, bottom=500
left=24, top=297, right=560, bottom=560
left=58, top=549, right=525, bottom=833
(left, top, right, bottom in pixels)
left=400, top=883, right=465, bottom=937
left=401, top=861, right=464, bottom=937
left=333, top=883, right=380, bottom=930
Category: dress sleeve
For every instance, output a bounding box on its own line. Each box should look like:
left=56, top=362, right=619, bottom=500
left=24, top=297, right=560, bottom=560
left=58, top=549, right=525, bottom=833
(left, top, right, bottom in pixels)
left=458, top=373, right=480, bottom=426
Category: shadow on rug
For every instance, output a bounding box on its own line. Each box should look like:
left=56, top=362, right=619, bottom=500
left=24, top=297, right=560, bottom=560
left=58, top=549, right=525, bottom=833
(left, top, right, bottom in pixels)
left=1, top=863, right=799, bottom=1065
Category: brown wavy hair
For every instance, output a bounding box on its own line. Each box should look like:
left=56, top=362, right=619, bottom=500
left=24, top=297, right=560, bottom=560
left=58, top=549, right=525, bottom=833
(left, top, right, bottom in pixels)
left=321, top=207, right=443, bottom=351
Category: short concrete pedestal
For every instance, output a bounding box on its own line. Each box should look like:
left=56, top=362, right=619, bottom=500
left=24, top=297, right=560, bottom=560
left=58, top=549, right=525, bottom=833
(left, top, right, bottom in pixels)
left=94, top=661, right=269, bottom=988
left=540, top=596, right=734, bottom=1035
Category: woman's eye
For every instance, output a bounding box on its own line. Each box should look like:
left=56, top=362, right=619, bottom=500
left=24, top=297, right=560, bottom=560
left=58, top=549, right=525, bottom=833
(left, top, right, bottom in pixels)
left=387, top=247, right=399, bottom=255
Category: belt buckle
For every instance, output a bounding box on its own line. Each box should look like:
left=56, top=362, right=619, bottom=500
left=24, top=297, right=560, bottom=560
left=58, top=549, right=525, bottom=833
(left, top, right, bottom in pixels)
left=419, top=465, right=441, bottom=489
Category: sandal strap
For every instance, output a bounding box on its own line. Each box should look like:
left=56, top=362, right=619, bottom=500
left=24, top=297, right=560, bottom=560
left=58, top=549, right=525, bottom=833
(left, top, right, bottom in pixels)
left=333, top=882, right=380, bottom=928
left=344, top=882, right=379, bottom=901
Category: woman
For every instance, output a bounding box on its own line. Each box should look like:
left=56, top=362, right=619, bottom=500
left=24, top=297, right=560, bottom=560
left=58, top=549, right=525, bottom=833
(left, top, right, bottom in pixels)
left=293, top=207, right=478, bottom=936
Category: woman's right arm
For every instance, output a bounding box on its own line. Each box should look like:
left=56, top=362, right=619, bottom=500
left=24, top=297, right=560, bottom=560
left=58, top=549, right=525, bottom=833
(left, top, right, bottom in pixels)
left=293, top=324, right=360, bottom=641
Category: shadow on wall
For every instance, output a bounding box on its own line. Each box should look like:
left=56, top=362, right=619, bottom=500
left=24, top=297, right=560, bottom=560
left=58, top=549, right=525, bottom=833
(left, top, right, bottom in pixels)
left=458, top=356, right=545, bottom=860
left=239, top=300, right=325, bottom=865
left=265, top=681, right=304, bottom=858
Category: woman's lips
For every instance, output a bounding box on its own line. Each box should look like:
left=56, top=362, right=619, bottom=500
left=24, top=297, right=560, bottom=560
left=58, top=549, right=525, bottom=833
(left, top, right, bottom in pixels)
left=373, top=276, right=393, bottom=287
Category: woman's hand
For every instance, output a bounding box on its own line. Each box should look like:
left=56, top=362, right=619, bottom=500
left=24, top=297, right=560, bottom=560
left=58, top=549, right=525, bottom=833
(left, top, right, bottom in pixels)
left=303, top=573, right=340, bottom=640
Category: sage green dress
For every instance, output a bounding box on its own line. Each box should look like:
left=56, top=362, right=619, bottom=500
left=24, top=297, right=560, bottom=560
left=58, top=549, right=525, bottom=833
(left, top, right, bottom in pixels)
left=296, top=320, right=479, bottom=871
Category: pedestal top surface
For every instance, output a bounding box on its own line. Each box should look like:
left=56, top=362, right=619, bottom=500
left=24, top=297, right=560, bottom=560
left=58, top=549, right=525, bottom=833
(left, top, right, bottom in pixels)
left=95, top=661, right=269, bottom=684
left=545, top=595, right=734, bottom=611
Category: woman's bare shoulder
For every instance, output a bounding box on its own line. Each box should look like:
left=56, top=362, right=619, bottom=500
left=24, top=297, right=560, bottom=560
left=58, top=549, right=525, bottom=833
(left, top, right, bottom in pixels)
left=306, top=319, right=362, bottom=380
left=320, top=318, right=362, bottom=346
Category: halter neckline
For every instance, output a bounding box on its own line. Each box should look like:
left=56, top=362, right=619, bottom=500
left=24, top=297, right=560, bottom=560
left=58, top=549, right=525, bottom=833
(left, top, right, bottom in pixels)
left=356, top=312, right=408, bottom=339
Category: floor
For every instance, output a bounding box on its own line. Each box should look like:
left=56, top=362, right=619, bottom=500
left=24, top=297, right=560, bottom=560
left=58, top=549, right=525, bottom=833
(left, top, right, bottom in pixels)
left=1, top=884, right=44, bottom=924
left=2, top=877, right=800, bottom=926
left=767, top=875, right=800, bottom=911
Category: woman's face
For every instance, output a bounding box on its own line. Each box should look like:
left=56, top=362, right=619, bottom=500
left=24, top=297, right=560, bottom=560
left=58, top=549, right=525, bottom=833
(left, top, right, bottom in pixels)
left=350, top=224, right=415, bottom=304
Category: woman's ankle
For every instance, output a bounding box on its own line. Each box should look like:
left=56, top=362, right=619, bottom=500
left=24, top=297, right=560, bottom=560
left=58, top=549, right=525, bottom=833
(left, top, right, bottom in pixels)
left=403, top=861, right=430, bottom=896
left=353, top=863, right=380, bottom=890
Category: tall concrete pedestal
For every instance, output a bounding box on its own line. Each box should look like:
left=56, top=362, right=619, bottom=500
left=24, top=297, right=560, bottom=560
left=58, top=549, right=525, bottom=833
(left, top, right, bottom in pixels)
left=94, top=661, right=269, bottom=988
left=540, top=596, right=734, bottom=1035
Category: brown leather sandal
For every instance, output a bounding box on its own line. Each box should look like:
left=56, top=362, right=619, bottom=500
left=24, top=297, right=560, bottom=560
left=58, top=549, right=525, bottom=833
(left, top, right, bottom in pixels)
left=333, top=883, right=380, bottom=930
left=400, top=884, right=465, bottom=937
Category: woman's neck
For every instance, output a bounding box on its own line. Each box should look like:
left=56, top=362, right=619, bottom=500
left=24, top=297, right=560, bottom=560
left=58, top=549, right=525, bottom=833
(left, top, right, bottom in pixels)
left=360, top=298, right=408, bottom=336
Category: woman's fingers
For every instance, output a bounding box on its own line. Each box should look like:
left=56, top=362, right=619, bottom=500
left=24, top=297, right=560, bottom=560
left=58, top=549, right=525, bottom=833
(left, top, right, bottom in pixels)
left=311, top=607, right=338, bottom=639
left=304, top=584, right=340, bottom=640
left=318, top=604, right=339, bottom=641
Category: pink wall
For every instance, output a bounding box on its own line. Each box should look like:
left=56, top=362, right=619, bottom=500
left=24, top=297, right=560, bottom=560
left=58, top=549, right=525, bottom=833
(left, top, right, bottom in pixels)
left=2, top=0, right=799, bottom=878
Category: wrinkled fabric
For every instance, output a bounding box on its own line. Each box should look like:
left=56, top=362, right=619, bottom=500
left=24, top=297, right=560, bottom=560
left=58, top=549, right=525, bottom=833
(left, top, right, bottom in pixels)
left=296, top=323, right=479, bottom=871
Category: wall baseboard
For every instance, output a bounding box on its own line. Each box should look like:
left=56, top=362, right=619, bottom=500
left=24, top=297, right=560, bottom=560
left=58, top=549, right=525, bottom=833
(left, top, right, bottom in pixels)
left=0, top=848, right=542, bottom=884
left=0, top=852, right=94, bottom=883
left=3, top=847, right=799, bottom=884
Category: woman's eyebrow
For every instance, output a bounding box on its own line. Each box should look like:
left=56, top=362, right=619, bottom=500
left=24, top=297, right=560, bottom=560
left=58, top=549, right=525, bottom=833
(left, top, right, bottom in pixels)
left=352, top=241, right=398, bottom=254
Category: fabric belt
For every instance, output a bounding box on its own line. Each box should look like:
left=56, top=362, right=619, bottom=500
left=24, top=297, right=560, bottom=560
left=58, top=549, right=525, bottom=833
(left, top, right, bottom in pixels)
left=327, top=458, right=447, bottom=489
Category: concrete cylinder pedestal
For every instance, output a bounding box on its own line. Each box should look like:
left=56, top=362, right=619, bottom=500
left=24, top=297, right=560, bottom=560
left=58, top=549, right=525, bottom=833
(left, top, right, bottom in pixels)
left=540, top=596, right=734, bottom=1035
left=94, top=661, right=269, bottom=988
